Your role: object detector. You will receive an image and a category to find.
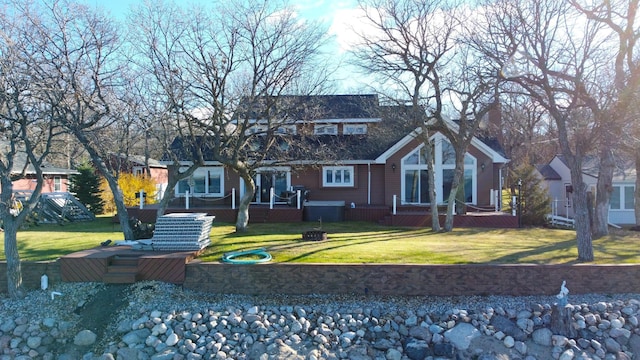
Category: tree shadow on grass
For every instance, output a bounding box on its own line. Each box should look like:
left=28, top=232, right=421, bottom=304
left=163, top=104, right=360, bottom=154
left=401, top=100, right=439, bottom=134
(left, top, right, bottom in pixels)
left=487, top=239, right=580, bottom=264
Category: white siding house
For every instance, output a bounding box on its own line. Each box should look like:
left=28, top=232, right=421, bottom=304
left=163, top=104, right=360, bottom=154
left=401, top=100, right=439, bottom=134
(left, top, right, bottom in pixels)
left=536, top=155, right=636, bottom=225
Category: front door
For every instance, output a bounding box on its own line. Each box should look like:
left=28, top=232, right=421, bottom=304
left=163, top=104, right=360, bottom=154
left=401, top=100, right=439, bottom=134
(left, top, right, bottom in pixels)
left=244, top=169, right=290, bottom=204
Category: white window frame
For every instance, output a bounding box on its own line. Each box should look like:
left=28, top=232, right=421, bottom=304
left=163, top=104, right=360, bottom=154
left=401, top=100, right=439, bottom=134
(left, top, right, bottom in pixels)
left=610, top=185, right=635, bottom=211
left=277, top=125, right=297, bottom=135
left=53, top=176, right=62, bottom=192
left=314, top=124, right=338, bottom=135
left=244, top=124, right=268, bottom=136
left=133, top=166, right=144, bottom=176
left=343, top=124, right=367, bottom=135
left=239, top=166, right=291, bottom=204
left=175, top=166, right=224, bottom=197
left=400, top=135, right=477, bottom=205
left=323, top=166, right=355, bottom=187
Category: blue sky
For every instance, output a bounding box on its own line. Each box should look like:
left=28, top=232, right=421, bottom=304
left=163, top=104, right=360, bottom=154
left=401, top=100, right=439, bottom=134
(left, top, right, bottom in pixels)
left=80, top=0, right=365, bottom=92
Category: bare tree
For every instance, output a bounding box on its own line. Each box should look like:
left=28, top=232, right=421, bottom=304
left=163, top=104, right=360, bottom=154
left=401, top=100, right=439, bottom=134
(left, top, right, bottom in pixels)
left=474, top=0, right=613, bottom=261
left=351, top=0, right=497, bottom=232
left=129, top=0, right=330, bottom=232
left=14, top=0, right=137, bottom=239
left=0, top=0, right=67, bottom=298
left=570, top=0, right=640, bottom=237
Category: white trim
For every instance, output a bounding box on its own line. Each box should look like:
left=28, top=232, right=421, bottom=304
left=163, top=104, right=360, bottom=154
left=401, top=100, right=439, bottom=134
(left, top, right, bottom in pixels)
left=175, top=166, right=224, bottom=197
left=245, top=117, right=381, bottom=124
left=239, top=166, right=292, bottom=204
left=322, top=166, right=355, bottom=187
left=314, top=124, right=338, bottom=135
left=400, top=137, right=477, bottom=205
left=375, top=127, right=508, bottom=164
left=343, top=124, right=368, bottom=135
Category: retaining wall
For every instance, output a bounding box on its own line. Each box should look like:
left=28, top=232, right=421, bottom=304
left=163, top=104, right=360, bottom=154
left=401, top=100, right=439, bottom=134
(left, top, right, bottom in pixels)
left=0, top=261, right=60, bottom=293
left=182, top=262, right=640, bottom=297
left=1, top=261, right=639, bottom=297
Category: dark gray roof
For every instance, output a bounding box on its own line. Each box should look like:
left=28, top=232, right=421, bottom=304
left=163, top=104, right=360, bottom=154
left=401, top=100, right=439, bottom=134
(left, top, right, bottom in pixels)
left=536, top=164, right=561, bottom=180
left=166, top=95, right=507, bottom=163
left=1, top=141, right=77, bottom=176
left=236, top=94, right=380, bottom=121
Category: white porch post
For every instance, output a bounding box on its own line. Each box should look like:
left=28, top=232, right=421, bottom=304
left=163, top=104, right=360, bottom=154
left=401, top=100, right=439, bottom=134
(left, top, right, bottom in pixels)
left=139, top=190, right=145, bottom=209
left=185, top=190, right=190, bottom=209
left=297, top=190, right=301, bottom=209
left=232, top=188, right=236, bottom=210
left=393, top=195, right=397, bottom=215
left=270, top=187, right=274, bottom=209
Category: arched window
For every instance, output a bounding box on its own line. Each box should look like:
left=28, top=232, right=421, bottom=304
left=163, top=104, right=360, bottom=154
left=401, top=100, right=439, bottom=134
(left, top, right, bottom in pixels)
left=401, top=136, right=476, bottom=205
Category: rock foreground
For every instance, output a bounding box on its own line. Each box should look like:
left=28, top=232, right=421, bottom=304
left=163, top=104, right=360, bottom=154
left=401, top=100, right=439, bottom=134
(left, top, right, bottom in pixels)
left=1, top=281, right=639, bottom=360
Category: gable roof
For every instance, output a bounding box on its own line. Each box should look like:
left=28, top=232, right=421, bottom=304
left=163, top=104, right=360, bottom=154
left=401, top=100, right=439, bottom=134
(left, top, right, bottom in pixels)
left=546, top=154, right=636, bottom=182
left=1, top=141, right=77, bottom=176
left=165, top=95, right=508, bottom=165
left=535, top=164, right=561, bottom=180
left=237, top=94, right=381, bottom=123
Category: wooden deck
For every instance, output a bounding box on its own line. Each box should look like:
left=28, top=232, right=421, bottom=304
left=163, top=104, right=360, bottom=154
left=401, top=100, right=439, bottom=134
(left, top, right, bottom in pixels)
left=59, top=246, right=201, bottom=284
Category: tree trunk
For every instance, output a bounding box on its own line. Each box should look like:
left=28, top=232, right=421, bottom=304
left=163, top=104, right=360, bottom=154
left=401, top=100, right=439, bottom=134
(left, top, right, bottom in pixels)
left=443, top=156, right=465, bottom=232
left=593, top=148, right=614, bottom=238
left=3, top=216, right=24, bottom=299
left=635, top=149, right=640, bottom=226
left=111, top=182, right=135, bottom=240
left=570, top=167, right=595, bottom=261
left=424, top=139, right=440, bottom=231
left=236, top=173, right=256, bottom=232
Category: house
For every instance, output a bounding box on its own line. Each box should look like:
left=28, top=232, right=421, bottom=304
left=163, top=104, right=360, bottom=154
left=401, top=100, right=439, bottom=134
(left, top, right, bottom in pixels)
left=536, top=154, right=636, bottom=225
left=162, top=94, right=510, bottom=223
left=105, top=154, right=168, bottom=201
left=6, top=148, right=77, bottom=194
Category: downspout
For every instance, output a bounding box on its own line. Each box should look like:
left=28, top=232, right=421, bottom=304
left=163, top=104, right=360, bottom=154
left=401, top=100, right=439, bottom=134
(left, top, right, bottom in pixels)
left=367, top=162, right=371, bottom=205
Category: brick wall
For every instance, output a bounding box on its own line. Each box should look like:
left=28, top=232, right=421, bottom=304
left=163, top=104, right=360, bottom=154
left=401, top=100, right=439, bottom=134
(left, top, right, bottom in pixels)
left=183, top=262, right=640, bottom=296
left=0, top=261, right=60, bottom=293
left=3, top=261, right=639, bottom=297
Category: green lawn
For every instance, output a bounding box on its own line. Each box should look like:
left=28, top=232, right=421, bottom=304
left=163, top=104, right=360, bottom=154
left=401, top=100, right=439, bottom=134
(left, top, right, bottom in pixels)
left=2, top=217, right=639, bottom=264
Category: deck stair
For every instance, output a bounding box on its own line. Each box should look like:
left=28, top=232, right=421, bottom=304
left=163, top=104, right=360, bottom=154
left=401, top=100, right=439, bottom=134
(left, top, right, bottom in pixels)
left=103, top=254, right=141, bottom=284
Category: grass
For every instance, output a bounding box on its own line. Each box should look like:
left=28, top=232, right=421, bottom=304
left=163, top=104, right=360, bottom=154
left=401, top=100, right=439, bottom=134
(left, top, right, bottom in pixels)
left=1, top=217, right=639, bottom=264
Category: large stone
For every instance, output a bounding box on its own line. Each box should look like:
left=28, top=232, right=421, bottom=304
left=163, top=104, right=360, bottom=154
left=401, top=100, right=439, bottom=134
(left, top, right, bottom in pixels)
left=404, top=339, right=429, bottom=360
left=408, top=326, right=431, bottom=341
left=73, top=330, right=97, bottom=346
left=433, top=342, right=455, bottom=357
left=491, top=315, right=527, bottom=341
left=532, top=328, right=552, bottom=346
left=444, top=323, right=480, bottom=350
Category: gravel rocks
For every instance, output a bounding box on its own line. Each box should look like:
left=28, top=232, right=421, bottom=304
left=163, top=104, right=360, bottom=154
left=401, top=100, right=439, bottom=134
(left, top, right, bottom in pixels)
left=1, top=281, right=639, bottom=359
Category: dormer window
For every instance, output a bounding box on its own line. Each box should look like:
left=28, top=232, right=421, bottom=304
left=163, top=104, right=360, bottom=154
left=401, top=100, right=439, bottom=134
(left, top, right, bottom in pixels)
left=277, top=125, right=297, bottom=135
left=314, top=124, right=338, bottom=135
left=343, top=124, right=367, bottom=135
left=245, top=124, right=267, bottom=136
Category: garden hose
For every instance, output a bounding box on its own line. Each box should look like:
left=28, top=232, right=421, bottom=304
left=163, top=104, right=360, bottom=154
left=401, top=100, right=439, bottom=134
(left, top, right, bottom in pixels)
left=221, top=248, right=272, bottom=264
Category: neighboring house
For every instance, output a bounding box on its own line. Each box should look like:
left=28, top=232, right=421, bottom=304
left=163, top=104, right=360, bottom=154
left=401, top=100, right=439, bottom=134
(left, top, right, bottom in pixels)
left=7, top=150, right=77, bottom=194
left=163, top=95, right=508, bottom=211
left=536, top=154, right=636, bottom=225
left=105, top=154, right=169, bottom=201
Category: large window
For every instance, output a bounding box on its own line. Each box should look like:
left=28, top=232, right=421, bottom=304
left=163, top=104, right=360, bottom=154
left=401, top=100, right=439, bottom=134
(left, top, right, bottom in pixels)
left=323, top=166, right=354, bottom=187
left=177, top=167, right=224, bottom=196
left=54, top=176, right=62, bottom=192
left=401, top=138, right=476, bottom=204
left=610, top=185, right=635, bottom=210
left=314, top=124, right=338, bottom=135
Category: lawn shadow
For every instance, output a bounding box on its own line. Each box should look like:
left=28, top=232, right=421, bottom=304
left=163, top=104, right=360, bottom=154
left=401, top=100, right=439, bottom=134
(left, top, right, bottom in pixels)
left=488, top=238, right=579, bottom=264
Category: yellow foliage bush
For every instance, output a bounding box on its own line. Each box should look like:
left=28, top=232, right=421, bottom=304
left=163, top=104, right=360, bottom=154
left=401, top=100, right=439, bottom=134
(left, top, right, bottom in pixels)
left=100, top=174, right=158, bottom=211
